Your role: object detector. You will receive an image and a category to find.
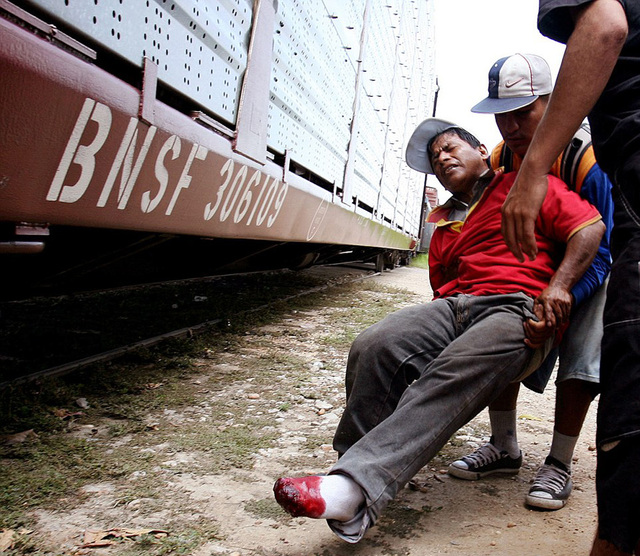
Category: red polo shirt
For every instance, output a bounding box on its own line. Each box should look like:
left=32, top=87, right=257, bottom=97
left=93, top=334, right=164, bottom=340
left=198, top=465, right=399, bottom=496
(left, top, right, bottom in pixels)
left=430, top=171, right=601, bottom=299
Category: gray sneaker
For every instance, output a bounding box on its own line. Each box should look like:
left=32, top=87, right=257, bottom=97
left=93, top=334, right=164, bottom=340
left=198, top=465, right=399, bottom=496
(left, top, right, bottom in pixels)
left=448, top=439, right=522, bottom=480
left=525, top=456, right=572, bottom=510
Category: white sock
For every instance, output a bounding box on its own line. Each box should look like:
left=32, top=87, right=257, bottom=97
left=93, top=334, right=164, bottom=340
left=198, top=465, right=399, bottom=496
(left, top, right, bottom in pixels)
left=548, top=430, right=578, bottom=470
left=320, top=474, right=365, bottom=521
left=274, top=474, right=365, bottom=522
left=489, top=409, right=520, bottom=458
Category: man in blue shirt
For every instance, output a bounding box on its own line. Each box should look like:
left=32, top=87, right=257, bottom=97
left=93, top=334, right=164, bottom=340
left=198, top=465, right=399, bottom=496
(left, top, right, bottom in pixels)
left=445, top=53, right=613, bottom=513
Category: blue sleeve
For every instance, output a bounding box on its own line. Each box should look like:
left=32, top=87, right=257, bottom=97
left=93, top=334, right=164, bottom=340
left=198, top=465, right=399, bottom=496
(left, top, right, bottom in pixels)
left=571, top=165, right=613, bottom=305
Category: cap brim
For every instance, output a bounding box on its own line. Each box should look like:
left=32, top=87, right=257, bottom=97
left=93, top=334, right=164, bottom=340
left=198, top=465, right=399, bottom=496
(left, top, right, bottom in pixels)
left=471, top=95, right=538, bottom=114
left=406, top=118, right=458, bottom=174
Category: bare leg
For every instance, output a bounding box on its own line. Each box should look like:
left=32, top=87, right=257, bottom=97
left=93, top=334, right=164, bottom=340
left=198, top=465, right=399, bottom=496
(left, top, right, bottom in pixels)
left=489, top=381, right=520, bottom=411
left=554, top=378, right=596, bottom=437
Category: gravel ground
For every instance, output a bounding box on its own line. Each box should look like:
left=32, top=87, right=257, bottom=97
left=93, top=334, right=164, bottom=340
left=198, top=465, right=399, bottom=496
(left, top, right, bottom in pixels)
left=2, top=265, right=600, bottom=555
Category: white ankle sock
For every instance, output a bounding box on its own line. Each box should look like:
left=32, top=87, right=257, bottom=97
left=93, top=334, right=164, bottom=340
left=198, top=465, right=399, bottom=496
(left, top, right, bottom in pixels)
left=320, top=474, right=365, bottom=521
left=489, top=409, right=520, bottom=458
left=548, top=431, right=578, bottom=470
left=274, top=474, right=365, bottom=522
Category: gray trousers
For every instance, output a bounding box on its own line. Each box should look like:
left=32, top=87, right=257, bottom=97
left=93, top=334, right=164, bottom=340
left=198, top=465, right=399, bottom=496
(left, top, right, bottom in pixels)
left=329, top=293, right=546, bottom=542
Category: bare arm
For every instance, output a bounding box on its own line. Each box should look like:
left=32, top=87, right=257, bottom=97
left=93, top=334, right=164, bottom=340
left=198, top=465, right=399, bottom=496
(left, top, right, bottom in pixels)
left=539, top=220, right=606, bottom=325
left=524, top=219, right=606, bottom=348
left=501, top=0, right=627, bottom=262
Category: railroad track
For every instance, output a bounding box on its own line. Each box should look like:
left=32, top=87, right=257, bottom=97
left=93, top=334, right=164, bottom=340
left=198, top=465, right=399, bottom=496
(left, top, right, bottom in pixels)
left=0, top=264, right=378, bottom=388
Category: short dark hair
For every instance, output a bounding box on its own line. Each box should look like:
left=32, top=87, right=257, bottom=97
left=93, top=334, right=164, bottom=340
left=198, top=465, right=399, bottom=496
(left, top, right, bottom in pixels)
left=427, top=127, right=482, bottom=157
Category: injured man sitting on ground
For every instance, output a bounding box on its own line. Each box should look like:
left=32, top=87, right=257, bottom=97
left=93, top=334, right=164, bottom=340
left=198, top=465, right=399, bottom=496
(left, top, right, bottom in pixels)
left=272, top=118, right=605, bottom=543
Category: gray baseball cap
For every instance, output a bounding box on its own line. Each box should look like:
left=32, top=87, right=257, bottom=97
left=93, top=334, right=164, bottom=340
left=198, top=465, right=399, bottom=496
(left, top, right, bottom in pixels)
left=405, top=117, right=459, bottom=174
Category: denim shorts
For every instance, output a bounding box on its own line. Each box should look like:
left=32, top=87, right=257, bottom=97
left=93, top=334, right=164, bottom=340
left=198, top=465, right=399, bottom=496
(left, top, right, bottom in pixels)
left=523, top=279, right=606, bottom=393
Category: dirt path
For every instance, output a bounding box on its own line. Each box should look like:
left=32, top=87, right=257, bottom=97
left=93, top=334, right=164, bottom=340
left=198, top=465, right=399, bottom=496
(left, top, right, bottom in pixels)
left=16, top=266, right=599, bottom=555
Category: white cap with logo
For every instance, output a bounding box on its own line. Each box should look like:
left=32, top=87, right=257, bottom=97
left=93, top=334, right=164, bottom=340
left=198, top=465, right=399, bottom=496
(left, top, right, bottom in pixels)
left=471, top=53, right=553, bottom=114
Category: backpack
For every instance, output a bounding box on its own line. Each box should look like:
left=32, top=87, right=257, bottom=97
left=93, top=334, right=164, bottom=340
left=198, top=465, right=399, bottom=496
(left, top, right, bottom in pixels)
left=491, top=122, right=594, bottom=193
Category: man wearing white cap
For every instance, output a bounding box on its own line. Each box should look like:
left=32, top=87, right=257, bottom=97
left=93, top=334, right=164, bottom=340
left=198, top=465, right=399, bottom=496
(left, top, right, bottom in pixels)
left=444, top=54, right=613, bottom=511
left=272, top=120, right=605, bottom=543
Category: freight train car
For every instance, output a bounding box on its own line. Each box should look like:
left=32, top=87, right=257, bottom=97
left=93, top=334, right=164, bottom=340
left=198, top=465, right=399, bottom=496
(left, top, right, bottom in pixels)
left=0, top=0, right=437, bottom=296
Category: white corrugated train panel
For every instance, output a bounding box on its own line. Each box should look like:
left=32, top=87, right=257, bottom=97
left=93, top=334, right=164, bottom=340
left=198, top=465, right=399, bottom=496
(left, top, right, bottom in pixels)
left=22, top=0, right=253, bottom=125
left=267, top=0, right=365, bottom=188
left=351, top=103, right=386, bottom=208
left=349, top=3, right=396, bottom=212
left=384, top=1, right=430, bottom=231
left=322, top=0, right=366, bottom=68
left=351, top=3, right=401, bottom=218
left=22, top=0, right=437, bottom=238
left=348, top=0, right=435, bottom=235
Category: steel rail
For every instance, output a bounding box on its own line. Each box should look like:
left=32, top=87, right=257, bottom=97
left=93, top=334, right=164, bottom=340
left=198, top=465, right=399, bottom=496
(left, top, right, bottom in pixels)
left=0, top=267, right=378, bottom=389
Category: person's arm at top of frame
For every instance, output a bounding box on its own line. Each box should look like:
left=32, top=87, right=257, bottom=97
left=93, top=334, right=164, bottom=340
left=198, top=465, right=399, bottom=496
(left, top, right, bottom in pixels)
left=500, top=0, right=627, bottom=263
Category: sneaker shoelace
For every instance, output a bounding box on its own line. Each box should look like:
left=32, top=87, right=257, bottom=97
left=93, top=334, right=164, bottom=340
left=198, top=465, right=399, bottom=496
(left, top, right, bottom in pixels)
left=462, top=443, right=502, bottom=467
left=531, top=463, right=570, bottom=494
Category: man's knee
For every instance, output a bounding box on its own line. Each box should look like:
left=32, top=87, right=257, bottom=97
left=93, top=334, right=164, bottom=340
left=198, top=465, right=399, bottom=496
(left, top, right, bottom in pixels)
left=350, top=318, right=403, bottom=359
left=345, top=323, right=393, bottom=395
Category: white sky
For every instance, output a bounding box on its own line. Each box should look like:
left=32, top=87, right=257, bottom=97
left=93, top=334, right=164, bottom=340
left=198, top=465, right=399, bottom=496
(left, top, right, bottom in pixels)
left=427, top=0, right=567, bottom=200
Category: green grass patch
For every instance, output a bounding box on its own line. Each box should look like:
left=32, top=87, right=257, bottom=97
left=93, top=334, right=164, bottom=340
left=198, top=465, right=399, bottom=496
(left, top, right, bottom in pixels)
left=0, top=435, right=102, bottom=528
left=409, top=252, right=429, bottom=269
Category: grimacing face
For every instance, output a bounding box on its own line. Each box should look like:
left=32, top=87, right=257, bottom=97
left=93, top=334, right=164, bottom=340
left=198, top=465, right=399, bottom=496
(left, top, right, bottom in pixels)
left=494, top=98, right=548, bottom=157
left=429, top=132, right=489, bottom=201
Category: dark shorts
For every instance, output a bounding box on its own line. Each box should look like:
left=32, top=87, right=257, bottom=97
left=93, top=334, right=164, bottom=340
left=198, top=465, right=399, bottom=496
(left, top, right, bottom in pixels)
left=596, top=435, right=640, bottom=553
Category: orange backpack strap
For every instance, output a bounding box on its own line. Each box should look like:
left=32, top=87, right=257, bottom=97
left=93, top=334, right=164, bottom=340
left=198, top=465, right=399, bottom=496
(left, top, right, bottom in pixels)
left=559, top=122, right=594, bottom=194
left=490, top=124, right=594, bottom=193
left=490, top=141, right=517, bottom=173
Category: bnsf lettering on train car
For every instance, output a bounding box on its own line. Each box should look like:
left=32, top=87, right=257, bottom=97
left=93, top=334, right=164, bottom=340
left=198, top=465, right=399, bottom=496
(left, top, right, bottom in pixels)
left=203, top=159, right=288, bottom=227
left=46, top=98, right=288, bottom=229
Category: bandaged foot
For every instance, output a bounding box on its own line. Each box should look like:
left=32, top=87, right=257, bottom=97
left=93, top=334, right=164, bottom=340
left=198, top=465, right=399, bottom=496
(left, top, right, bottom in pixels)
left=273, top=474, right=365, bottom=521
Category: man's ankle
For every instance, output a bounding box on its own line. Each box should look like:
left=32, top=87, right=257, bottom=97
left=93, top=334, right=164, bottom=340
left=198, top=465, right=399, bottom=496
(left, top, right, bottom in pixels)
left=273, top=474, right=364, bottom=522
